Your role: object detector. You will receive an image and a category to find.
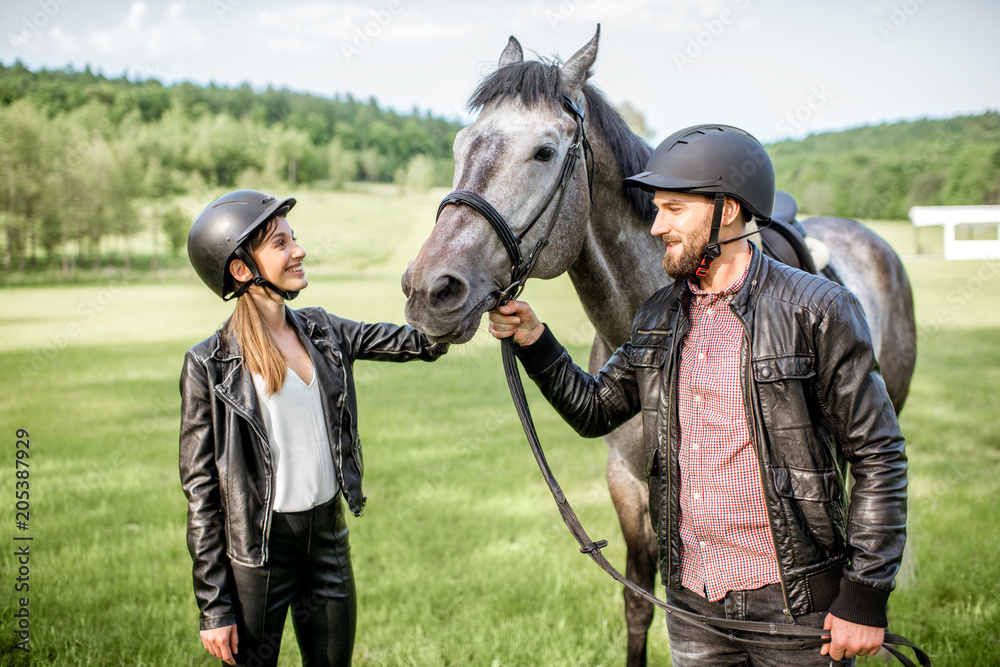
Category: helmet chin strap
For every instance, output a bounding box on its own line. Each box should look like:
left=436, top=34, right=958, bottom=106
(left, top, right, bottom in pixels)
left=227, top=246, right=300, bottom=301
left=694, top=193, right=726, bottom=278
left=694, top=193, right=771, bottom=278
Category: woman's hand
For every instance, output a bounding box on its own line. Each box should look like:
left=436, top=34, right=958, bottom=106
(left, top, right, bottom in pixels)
left=488, top=300, right=545, bottom=346
left=201, top=624, right=239, bottom=665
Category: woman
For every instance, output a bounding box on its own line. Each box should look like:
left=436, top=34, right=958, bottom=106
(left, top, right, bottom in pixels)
left=179, top=190, right=447, bottom=666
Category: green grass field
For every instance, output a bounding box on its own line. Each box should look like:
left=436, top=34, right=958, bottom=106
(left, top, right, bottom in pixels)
left=1, top=188, right=998, bottom=666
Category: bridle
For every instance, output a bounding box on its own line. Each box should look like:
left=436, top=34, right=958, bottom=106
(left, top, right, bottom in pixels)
left=436, top=93, right=594, bottom=311
left=437, top=90, right=930, bottom=667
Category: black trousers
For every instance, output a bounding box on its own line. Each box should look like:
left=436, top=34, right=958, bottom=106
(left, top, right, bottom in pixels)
left=230, top=496, right=356, bottom=667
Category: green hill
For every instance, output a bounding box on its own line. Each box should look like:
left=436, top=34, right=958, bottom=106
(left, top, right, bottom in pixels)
left=0, top=60, right=462, bottom=275
left=768, top=112, right=1000, bottom=219
left=1, top=59, right=998, bottom=277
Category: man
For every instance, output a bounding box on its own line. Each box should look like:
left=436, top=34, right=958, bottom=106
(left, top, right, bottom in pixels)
left=488, top=124, right=907, bottom=665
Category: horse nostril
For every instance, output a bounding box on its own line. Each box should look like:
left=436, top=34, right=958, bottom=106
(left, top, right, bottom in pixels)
left=401, top=269, right=412, bottom=298
left=429, top=274, right=469, bottom=310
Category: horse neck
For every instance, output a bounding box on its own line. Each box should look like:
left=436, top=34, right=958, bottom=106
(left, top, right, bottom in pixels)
left=566, top=142, right=670, bottom=349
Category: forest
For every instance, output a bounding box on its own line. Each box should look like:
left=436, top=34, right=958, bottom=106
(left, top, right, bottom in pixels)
left=1, top=60, right=998, bottom=278
left=0, top=60, right=461, bottom=276
left=769, top=111, right=1000, bottom=221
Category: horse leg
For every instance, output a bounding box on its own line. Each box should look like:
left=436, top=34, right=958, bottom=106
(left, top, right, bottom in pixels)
left=607, top=421, right=658, bottom=667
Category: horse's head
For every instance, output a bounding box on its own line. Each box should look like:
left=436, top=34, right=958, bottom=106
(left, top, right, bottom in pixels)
left=402, top=29, right=602, bottom=343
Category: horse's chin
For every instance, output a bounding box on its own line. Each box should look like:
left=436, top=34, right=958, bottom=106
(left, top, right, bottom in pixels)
left=405, top=294, right=492, bottom=345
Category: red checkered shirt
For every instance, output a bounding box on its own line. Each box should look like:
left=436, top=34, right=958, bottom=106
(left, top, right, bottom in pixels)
left=677, top=260, right=780, bottom=601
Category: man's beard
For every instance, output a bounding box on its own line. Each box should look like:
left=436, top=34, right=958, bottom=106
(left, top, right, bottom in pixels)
left=661, top=209, right=711, bottom=280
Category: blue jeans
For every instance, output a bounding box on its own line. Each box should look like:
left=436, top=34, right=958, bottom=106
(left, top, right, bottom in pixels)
left=665, top=582, right=853, bottom=667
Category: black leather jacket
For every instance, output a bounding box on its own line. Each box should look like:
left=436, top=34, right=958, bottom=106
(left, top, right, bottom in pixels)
left=513, top=245, right=906, bottom=628
left=179, top=306, right=447, bottom=630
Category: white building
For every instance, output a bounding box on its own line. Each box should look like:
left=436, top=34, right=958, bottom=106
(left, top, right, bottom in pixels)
left=908, top=205, right=1000, bottom=260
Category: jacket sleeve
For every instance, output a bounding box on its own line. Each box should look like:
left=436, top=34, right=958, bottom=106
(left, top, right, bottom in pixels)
left=341, top=317, right=449, bottom=362
left=178, top=349, right=236, bottom=631
left=512, top=325, right=642, bottom=439
left=815, top=290, right=907, bottom=628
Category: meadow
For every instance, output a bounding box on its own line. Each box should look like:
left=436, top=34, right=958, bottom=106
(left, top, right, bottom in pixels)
left=1, top=187, right=998, bottom=666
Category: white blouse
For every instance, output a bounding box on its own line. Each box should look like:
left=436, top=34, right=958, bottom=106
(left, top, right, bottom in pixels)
left=252, top=368, right=338, bottom=512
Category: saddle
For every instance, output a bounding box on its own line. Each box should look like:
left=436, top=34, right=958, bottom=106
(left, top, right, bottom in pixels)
left=760, top=191, right=841, bottom=285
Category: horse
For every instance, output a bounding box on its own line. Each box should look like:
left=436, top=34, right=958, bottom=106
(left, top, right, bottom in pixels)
left=401, top=27, right=916, bottom=667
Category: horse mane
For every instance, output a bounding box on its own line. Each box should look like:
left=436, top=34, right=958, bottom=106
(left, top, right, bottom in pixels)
left=469, top=59, right=656, bottom=224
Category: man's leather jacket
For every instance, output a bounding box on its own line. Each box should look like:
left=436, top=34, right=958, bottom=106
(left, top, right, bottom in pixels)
left=179, top=307, right=447, bottom=630
left=513, top=245, right=907, bottom=628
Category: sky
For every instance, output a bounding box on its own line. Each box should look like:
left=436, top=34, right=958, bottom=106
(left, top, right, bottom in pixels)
left=1, top=0, right=998, bottom=144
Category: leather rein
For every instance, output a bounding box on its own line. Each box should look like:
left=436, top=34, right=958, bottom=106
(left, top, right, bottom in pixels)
left=435, top=95, right=930, bottom=667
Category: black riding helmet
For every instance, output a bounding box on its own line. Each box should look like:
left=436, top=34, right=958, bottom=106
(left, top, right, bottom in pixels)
left=624, top=124, right=775, bottom=277
left=624, top=124, right=774, bottom=220
left=187, top=189, right=298, bottom=300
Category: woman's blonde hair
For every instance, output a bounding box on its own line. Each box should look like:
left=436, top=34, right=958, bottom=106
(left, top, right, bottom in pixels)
left=223, top=218, right=287, bottom=395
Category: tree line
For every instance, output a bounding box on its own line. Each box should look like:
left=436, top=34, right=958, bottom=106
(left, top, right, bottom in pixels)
left=0, top=61, right=461, bottom=276
left=1, top=59, right=998, bottom=278
left=769, top=111, right=1000, bottom=220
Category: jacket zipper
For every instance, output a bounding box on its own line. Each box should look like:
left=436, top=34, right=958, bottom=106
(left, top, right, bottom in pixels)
left=731, top=293, right=796, bottom=623
left=215, top=388, right=274, bottom=566
left=328, top=348, right=353, bottom=512
left=663, top=304, right=686, bottom=583
left=298, top=322, right=357, bottom=514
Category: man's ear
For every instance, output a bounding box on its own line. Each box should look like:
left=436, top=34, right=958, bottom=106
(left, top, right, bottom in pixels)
left=722, top=196, right=743, bottom=226
left=229, top=257, right=252, bottom=283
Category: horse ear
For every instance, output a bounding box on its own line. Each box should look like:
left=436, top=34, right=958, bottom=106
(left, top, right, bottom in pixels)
left=498, top=36, right=524, bottom=68
left=561, top=25, right=600, bottom=99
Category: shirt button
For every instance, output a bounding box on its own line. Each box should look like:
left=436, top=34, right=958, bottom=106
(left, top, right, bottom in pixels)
left=707, top=308, right=714, bottom=315
left=699, top=540, right=706, bottom=548
left=697, top=352, right=705, bottom=360
left=693, top=394, right=702, bottom=403
left=692, top=444, right=699, bottom=451
left=693, top=492, right=701, bottom=500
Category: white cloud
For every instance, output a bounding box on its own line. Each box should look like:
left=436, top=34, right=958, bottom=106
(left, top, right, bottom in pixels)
left=19, top=1, right=204, bottom=64
left=537, top=0, right=729, bottom=34
left=255, top=4, right=359, bottom=41
left=126, top=1, right=147, bottom=31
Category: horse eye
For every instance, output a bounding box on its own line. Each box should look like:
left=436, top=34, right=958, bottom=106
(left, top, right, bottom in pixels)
left=534, top=147, right=556, bottom=162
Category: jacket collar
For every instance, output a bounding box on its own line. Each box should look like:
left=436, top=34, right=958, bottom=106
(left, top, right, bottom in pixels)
left=213, top=337, right=265, bottom=437
left=286, top=306, right=317, bottom=340
left=728, top=240, right=765, bottom=317
left=211, top=307, right=310, bottom=433
left=676, top=240, right=764, bottom=318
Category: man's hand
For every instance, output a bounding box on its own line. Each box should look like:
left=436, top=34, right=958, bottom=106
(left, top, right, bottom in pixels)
left=488, top=300, right=545, bottom=346
left=821, top=613, right=884, bottom=660
left=201, top=624, right=239, bottom=665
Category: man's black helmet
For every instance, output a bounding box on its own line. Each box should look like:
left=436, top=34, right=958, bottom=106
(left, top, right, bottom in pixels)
left=624, top=124, right=774, bottom=221
left=187, top=190, right=296, bottom=300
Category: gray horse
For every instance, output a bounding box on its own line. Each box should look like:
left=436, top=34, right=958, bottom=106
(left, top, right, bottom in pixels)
left=402, top=28, right=916, bottom=667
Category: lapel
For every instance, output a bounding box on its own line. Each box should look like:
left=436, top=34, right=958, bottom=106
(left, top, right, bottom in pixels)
left=212, top=331, right=267, bottom=438
left=286, top=307, right=344, bottom=404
